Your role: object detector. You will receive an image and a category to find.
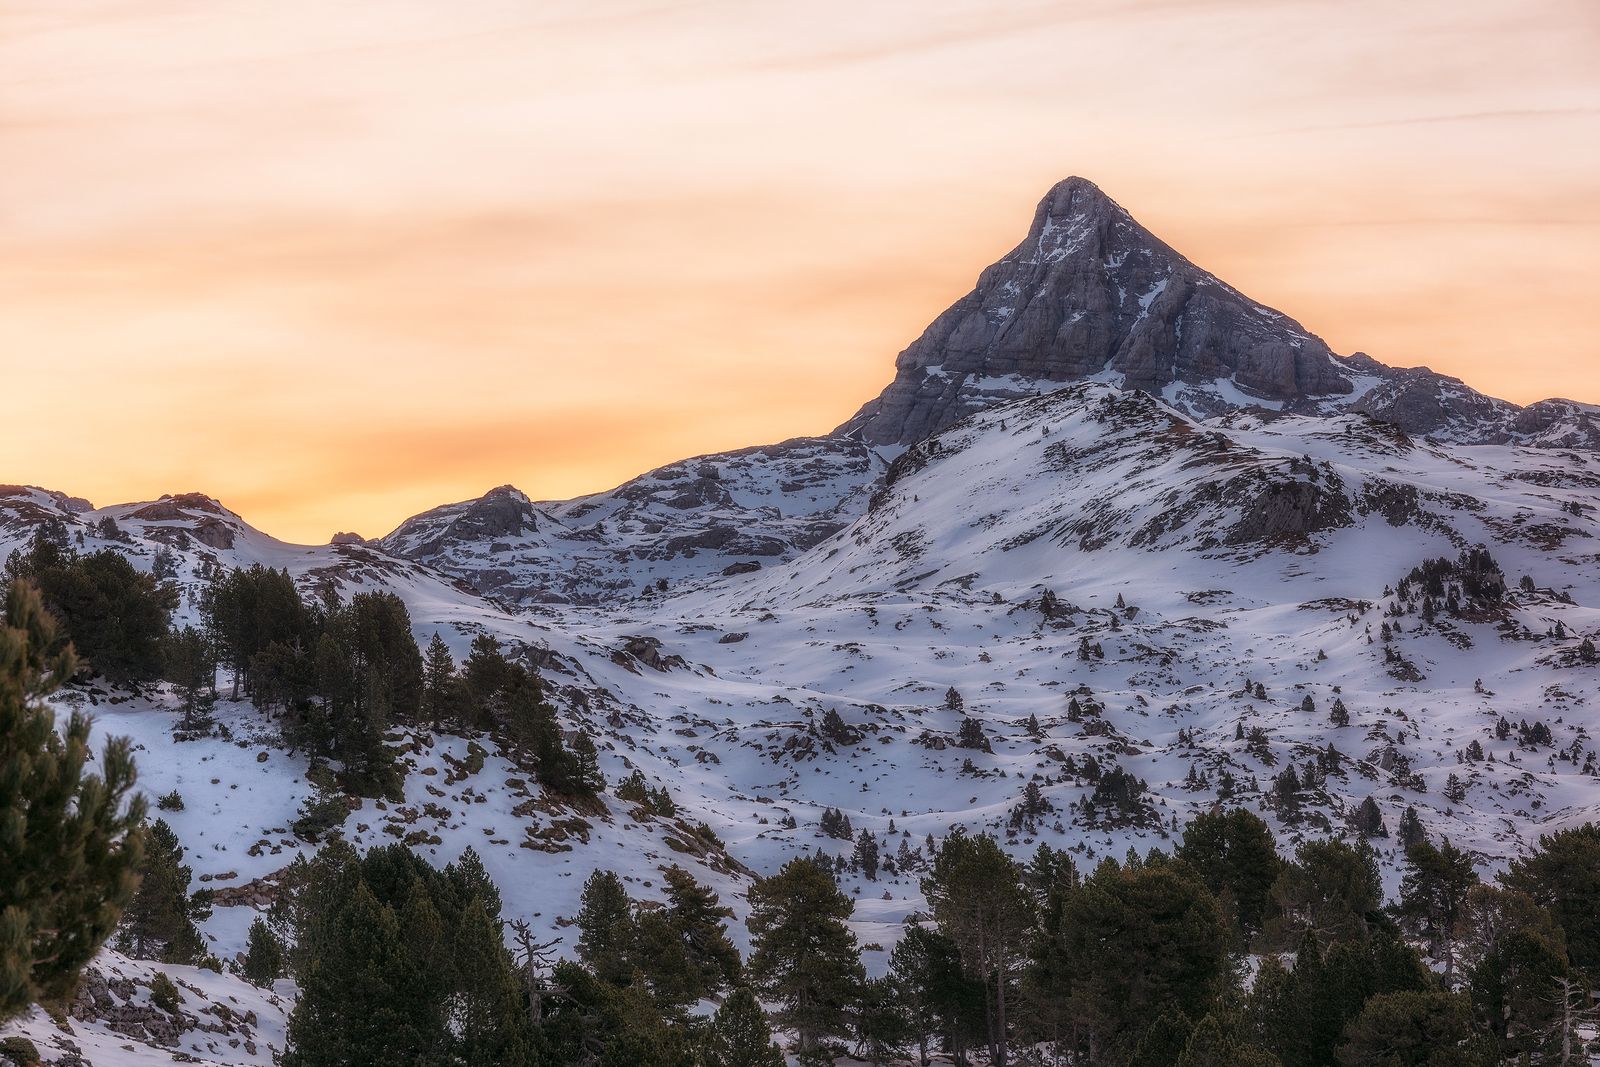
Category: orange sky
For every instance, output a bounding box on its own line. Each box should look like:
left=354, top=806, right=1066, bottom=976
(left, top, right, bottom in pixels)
left=3, top=0, right=1598, bottom=543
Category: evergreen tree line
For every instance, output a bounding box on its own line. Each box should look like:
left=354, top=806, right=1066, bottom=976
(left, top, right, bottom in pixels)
left=196, top=564, right=600, bottom=800
left=196, top=565, right=423, bottom=796
left=3, top=534, right=601, bottom=803
left=251, top=810, right=1600, bottom=1067
left=845, top=812, right=1600, bottom=1067
left=3, top=528, right=176, bottom=686
left=253, top=843, right=780, bottom=1067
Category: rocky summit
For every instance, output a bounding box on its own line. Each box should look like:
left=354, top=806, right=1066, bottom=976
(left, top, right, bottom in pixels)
left=838, top=177, right=1600, bottom=447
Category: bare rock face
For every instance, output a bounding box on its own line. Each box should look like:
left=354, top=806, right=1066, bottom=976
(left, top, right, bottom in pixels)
left=1343, top=362, right=1513, bottom=437
left=378, top=438, right=878, bottom=605
left=386, top=484, right=546, bottom=558
left=128, top=493, right=228, bottom=520
left=1508, top=398, right=1600, bottom=450
left=836, top=176, right=1596, bottom=450
left=839, top=177, right=1352, bottom=445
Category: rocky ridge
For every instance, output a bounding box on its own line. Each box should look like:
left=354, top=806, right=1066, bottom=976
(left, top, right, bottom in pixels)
left=837, top=177, right=1599, bottom=449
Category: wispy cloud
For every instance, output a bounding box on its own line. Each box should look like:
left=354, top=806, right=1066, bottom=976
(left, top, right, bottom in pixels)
left=1270, top=106, right=1600, bottom=134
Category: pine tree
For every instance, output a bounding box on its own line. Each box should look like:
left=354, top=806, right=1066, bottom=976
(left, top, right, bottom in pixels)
left=1330, top=697, right=1349, bottom=727
left=542, top=960, right=695, bottom=1067
left=151, top=547, right=178, bottom=580
left=705, top=986, right=784, bottom=1067
left=1130, top=1011, right=1193, bottom=1067
left=162, top=625, right=215, bottom=729
left=1059, top=854, right=1229, bottom=1065
left=282, top=880, right=442, bottom=1067
left=957, top=718, right=990, bottom=752
left=449, top=896, right=533, bottom=1065
left=1, top=581, right=145, bottom=1021
left=1264, top=839, right=1382, bottom=949
left=1350, top=797, right=1387, bottom=838
left=118, top=819, right=210, bottom=963
left=568, top=730, right=605, bottom=795
left=1502, top=824, right=1600, bottom=977
left=888, top=924, right=983, bottom=1067
left=443, top=847, right=503, bottom=923
left=1396, top=806, right=1426, bottom=849
left=1462, top=891, right=1571, bottom=1063
left=1177, top=807, right=1282, bottom=941
left=395, top=882, right=451, bottom=1062
left=820, top=807, right=854, bottom=840
left=1175, top=1013, right=1278, bottom=1067
left=657, top=865, right=740, bottom=1007
left=420, top=633, right=455, bottom=728
left=854, top=831, right=881, bottom=881
left=575, top=870, right=637, bottom=987
left=746, top=857, right=865, bottom=1054
left=855, top=975, right=911, bottom=1066
left=242, top=917, right=283, bottom=988
left=462, top=634, right=514, bottom=720
left=1394, top=840, right=1477, bottom=984
left=1336, top=991, right=1478, bottom=1066
left=922, top=831, right=1032, bottom=1066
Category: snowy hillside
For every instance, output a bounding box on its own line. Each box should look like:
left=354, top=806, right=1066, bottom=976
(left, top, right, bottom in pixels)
left=375, top=178, right=1599, bottom=611
left=379, top=437, right=881, bottom=605
left=6, top=382, right=1599, bottom=1063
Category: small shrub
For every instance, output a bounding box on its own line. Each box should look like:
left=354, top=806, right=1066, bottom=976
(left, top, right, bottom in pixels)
left=0, top=1036, right=41, bottom=1066
left=149, top=972, right=182, bottom=1014
left=291, top=789, right=348, bottom=842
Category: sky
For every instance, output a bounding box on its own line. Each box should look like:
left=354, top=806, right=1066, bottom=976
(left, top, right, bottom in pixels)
left=3, top=0, right=1598, bottom=543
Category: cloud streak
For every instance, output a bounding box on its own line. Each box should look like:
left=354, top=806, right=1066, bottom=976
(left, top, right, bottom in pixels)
left=1270, top=106, right=1600, bottom=134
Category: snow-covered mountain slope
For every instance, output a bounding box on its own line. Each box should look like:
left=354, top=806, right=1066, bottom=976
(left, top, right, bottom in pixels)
left=378, top=436, right=881, bottom=605
left=598, top=386, right=1600, bottom=874
left=2, top=950, right=290, bottom=1067
left=6, top=385, right=1600, bottom=1064
left=7, top=177, right=1600, bottom=1065
left=15, top=386, right=1599, bottom=931
left=377, top=177, right=1597, bottom=610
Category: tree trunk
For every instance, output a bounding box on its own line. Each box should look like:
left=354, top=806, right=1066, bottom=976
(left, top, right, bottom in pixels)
left=994, top=963, right=1009, bottom=1067
left=982, top=975, right=998, bottom=1063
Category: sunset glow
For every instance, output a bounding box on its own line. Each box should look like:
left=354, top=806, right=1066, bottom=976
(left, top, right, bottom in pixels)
left=4, top=0, right=1597, bottom=542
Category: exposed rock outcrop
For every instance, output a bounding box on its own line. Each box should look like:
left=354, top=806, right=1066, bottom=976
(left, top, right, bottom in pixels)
left=838, top=177, right=1351, bottom=445
left=838, top=176, right=1595, bottom=450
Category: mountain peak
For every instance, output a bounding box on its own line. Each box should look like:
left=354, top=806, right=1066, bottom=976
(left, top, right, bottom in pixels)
left=482, top=484, right=530, bottom=503
left=838, top=175, right=1352, bottom=445
left=1033, top=175, right=1119, bottom=221
left=835, top=176, right=1600, bottom=449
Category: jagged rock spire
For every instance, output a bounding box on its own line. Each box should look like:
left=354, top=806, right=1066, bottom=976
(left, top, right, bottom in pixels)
left=838, top=176, right=1352, bottom=445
